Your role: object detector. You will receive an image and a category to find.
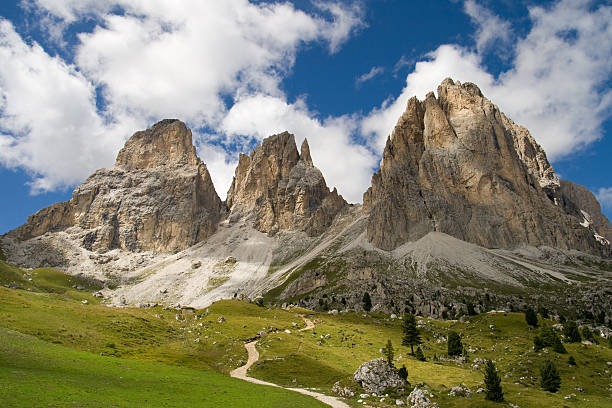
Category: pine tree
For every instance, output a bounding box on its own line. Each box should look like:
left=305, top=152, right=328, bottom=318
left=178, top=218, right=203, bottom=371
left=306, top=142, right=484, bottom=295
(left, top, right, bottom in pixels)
left=552, top=335, right=567, bottom=354
left=362, top=292, right=372, bottom=312
left=525, top=307, right=538, bottom=327
left=568, top=355, right=576, bottom=366
left=415, top=346, right=426, bottom=361
left=484, top=359, right=504, bottom=402
left=563, top=321, right=581, bottom=343
left=384, top=339, right=394, bottom=366
left=402, top=313, right=422, bottom=355
left=467, top=302, right=477, bottom=316
left=540, top=360, right=561, bottom=392
left=447, top=331, right=463, bottom=356
left=538, top=306, right=549, bottom=319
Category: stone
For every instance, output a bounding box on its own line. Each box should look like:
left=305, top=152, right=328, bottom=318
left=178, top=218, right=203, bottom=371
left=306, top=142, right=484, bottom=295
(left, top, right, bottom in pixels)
left=226, top=132, right=347, bottom=236
left=448, top=386, right=471, bottom=397
left=362, top=78, right=609, bottom=256
left=6, top=119, right=224, bottom=254
left=353, top=358, right=406, bottom=394
left=332, top=382, right=355, bottom=398
left=406, top=386, right=438, bottom=408
left=218, top=316, right=226, bottom=323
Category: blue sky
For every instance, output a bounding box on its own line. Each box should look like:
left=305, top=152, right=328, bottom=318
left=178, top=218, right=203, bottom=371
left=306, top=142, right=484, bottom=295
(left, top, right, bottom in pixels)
left=0, top=0, right=611, bottom=234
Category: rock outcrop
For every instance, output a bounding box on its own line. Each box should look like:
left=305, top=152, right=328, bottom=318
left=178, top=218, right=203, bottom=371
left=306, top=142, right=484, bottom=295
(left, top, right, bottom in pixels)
left=7, top=119, right=224, bottom=253
left=226, top=132, right=346, bottom=236
left=363, top=78, right=608, bottom=256
left=560, top=180, right=612, bottom=242
left=353, top=358, right=406, bottom=394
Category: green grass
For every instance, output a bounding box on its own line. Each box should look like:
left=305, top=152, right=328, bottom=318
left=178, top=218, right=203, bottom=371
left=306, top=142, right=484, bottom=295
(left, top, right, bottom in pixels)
left=1, top=260, right=611, bottom=407
left=248, top=311, right=612, bottom=407
left=0, top=327, right=326, bottom=408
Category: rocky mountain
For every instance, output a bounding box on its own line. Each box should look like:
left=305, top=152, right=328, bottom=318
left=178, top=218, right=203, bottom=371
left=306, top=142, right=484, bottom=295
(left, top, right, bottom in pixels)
left=6, top=119, right=224, bottom=253
left=226, top=132, right=347, bottom=236
left=1, top=79, right=610, bottom=323
left=560, top=179, right=612, bottom=242
left=363, top=78, right=607, bottom=256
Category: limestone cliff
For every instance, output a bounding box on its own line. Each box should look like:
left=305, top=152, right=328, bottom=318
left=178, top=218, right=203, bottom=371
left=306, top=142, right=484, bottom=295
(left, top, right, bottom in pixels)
left=226, top=132, right=346, bottom=236
left=560, top=180, right=612, bottom=243
left=363, top=78, right=608, bottom=255
left=7, top=119, right=224, bottom=253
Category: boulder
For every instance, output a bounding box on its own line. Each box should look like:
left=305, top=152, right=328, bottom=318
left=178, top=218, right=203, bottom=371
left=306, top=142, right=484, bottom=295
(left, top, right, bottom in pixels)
left=406, top=386, right=438, bottom=408
left=353, top=358, right=406, bottom=394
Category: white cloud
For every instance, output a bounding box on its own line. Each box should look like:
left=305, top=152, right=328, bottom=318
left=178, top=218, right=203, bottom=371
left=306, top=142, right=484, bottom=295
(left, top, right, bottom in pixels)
left=463, top=0, right=513, bottom=54
left=222, top=94, right=377, bottom=202
left=597, top=187, right=612, bottom=210
left=0, top=1, right=365, bottom=194
left=0, top=19, right=138, bottom=192
left=362, top=0, right=612, bottom=161
left=356, top=66, right=384, bottom=86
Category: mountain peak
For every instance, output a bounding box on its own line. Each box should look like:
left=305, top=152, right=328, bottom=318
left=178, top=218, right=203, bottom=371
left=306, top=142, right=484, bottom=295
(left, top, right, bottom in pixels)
left=115, top=119, right=199, bottom=169
left=300, top=138, right=313, bottom=166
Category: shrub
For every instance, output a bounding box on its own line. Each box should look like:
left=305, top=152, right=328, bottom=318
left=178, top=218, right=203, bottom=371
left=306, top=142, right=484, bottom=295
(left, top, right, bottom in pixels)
left=447, top=331, right=463, bottom=356
left=581, top=326, right=596, bottom=343
left=484, top=359, right=504, bottom=402
left=467, top=302, right=477, bottom=316
left=525, top=307, right=538, bottom=327
left=540, top=360, right=561, bottom=392
left=568, top=355, right=576, bottom=366
left=563, top=321, right=581, bottom=343
left=538, top=306, right=549, bottom=319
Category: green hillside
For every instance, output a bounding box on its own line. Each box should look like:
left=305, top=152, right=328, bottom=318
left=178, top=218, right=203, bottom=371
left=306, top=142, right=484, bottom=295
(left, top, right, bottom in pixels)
left=1, top=259, right=611, bottom=407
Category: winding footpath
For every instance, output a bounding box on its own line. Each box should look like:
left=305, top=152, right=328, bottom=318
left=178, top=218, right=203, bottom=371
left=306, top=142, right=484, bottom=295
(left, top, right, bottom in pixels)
left=230, top=316, right=350, bottom=408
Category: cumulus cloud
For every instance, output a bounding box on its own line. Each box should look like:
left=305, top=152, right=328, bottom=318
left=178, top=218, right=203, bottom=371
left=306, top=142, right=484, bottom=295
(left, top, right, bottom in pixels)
left=0, top=0, right=365, bottom=195
left=597, top=187, right=612, bottom=210
left=222, top=94, right=377, bottom=202
left=362, top=0, right=612, bottom=161
left=356, top=66, right=384, bottom=86
left=0, top=19, right=138, bottom=192
left=463, top=0, right=513, bottom=54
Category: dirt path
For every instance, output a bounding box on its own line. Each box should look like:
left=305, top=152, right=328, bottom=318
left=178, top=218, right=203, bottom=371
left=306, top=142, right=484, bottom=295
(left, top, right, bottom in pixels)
left=230, top=317, right=350, bottom=408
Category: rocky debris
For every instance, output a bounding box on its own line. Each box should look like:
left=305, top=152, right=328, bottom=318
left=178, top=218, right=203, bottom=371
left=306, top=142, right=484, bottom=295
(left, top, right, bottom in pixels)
left=6, top=119, right=224, bottom=254
left=363, top=78, right=608, bottom=256
left=406, top=386, right=438, bottom=408
left=217, top=316, right=226, bottom=323
left=448, top=385, right=472, bottom=397
left=226, top=132, right=347, bottom=236
left=561, top=180, right=612, bottom=242
left=191, top=261, right=202, bottom=269
left=332, top=381, right=355, bottom=398
left=353, top=358, right=406, bottom=394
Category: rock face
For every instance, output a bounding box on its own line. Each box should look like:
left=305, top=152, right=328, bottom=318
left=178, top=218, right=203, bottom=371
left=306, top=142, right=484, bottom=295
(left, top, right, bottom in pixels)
left=363, top=78, right=608, bottom=255
left=353, top=358, right=406, bottom=394
left=560, top=180, right=612, bottom=242
left=7, top=120, right=224, bottom=253
left=226, top=132, right=346, bottom=236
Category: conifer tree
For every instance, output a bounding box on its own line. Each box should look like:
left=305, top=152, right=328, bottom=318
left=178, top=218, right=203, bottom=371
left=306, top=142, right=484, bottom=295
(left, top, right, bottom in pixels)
left=447, top=331, right=463, bottom=356
left=362, top=292, right=372, bottom=312
left=398, top=365, right=408, bottom=380
left=384, top=339, right=394, bottom=366
left=568, top=355, right=576, bottom=366
left=563, top=321, right=581, bottom=343
left=415, top=346, right=425, bottom=361
left=525, top=307, right=538, bottom=327
left=402, top=313, right=422, bottom=355
left=484, top=359, right=504, bottom=402
left=540, top=360, right=561, bottom=392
